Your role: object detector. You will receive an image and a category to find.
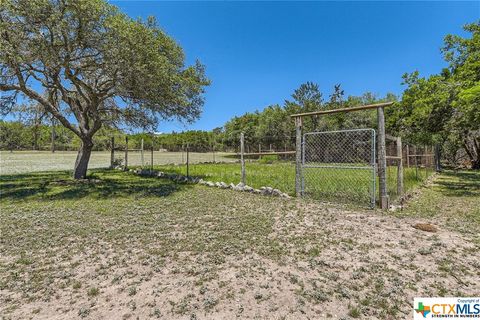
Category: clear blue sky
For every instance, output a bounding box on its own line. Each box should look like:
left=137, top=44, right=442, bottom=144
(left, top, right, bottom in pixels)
left=112, top=1, right=480, bottom=132
left=11, top=1, right=479, bottom=133
left=112, top=1, right=479, bottom=132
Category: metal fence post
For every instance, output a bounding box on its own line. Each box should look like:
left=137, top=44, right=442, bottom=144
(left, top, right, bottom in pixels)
left=124, top=136, right=128, bottom=170
left=182, top=143, right=185, bottom=164
left=212, top=135, right=216, bottom=163
left=151, top=138, right=154, bottom=172
left=377, top=107, right=389, bottom=209
left=186, top=143, right=190, bottom=177
left=396, top=136, right=404, bottom=196
left=110, top=136, right=115, bottom=168
left=141, top=138, right=144, bottom=167
left=295, top=117, right=302, bottom=197
left=240, top=133, right=246, bottom=185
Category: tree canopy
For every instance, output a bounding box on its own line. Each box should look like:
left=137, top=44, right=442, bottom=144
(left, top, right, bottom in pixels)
left=0, top=0, right=209, bottom=177
left=389, top=22, right=480, bottom=168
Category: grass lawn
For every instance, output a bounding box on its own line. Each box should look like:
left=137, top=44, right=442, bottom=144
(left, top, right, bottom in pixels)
left=151, top=161, right=435, bottom=206
left=1, top=151, right=434, bottom=207
left=1, top=169, right=478, bottom=319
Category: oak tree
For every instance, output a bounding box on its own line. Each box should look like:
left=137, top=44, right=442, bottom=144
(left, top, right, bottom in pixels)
left=0, top=0, right=209, bottom=178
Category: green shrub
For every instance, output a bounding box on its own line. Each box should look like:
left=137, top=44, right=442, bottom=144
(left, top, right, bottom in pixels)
left=258, top=155, right=279, bottom=164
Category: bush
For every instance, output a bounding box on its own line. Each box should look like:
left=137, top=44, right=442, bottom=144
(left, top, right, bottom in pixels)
left=258, top=155, right=279, bottom=164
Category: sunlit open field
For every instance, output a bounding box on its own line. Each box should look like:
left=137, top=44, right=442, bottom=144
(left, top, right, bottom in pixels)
left=0, top=150, right=236, bottom=175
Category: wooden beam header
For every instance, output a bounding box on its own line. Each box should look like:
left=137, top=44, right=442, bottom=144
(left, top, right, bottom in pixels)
left=290, top=102, right=394, bottom=119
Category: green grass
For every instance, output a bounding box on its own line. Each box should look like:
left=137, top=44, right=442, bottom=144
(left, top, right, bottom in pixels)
left=1, top=150, right=433, bottom=206
left=1, top=168, right=478, bottom=318
left=0, top=169, right=285, bottom=259
left=149, top=161, right=434, bottom=206
left=393, top=170, right=480, bottom=235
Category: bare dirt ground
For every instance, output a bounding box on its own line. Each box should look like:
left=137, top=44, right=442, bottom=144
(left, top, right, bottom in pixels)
left=0, top=170, right=479, bottom=319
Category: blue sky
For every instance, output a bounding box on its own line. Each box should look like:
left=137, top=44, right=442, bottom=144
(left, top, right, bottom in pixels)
left=5, top=1, right=478, bottom=133
left=111, top=1, right=478, bottom=132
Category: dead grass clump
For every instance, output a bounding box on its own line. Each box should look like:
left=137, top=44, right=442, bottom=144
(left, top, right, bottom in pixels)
left=412, top=223, right=438, bottom=233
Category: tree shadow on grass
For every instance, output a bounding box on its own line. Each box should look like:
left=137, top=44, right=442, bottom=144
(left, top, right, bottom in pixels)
left=434, top=171, right=480, bottom=198
left=0, top=169, right=190, bottom=201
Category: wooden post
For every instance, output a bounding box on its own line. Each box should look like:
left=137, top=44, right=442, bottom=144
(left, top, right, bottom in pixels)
left=434, top=144, right=441, bottom=172
left=377, top=107, right=389, bottom=210
left=396, top=136, right=404, bottom=196
left=124, top=136, right=128, bottom=170
left=406, top=144, right=410, bottom=168
left=240, top=133, right=246, bottom=185
left=141, top=138, right=144, bottom=167
left=413, top=145, right=418, bottom=180
left=110, top=137, right=115, bottom=168
left=295, top=117, right=303, bottom=197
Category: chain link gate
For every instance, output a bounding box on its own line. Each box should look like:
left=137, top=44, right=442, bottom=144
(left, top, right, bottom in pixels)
left=301, top=129, right=376, bottom=208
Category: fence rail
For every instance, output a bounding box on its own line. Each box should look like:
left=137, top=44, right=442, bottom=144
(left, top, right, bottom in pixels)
left=107, top=132, right=437, bottom=207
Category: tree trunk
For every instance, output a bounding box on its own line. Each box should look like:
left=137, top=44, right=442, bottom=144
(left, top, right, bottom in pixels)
left=73, top=139, right=93, bottom=179
left=464, top=139, right=480, bottom=170
left=472, top=159, right=480, bottom=170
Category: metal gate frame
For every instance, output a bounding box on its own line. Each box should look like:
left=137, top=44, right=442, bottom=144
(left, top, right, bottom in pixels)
left=301, top=128, right=376, bottom=208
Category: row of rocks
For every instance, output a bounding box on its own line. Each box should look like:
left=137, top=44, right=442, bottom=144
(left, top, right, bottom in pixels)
left=129, top=168, right=290, bottom=199
left=132, top=168, right=200, bottom=183
left=198, top=180, right=290, bottom=198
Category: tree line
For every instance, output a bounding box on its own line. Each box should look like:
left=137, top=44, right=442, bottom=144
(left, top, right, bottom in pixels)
left=1, top=0, right=478, bottom=175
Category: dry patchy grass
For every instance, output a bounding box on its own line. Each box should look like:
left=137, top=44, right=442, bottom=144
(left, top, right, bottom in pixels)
left=0, top=170, right=479, bottom=319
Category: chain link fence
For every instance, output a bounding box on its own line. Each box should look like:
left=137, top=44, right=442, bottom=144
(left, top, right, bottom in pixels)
left=243, top=136, right=296, bottom=195
left=386, top=141, right=435, bottom=200
left=302, top=129, right=376, bottom=207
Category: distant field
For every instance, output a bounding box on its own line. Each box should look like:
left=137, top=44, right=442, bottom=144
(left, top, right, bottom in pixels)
left=0, top=150, right=236, bottom=175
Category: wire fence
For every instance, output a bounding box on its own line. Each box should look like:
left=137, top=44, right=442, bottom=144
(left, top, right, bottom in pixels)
left=111, top=131, right=436, bottom=205
left=302, top=129, right=376, bottom=207
left=386, top=140, right=436, bottom=201
left=243, top=136, right=296, bottom=195
left=1, top=131, right=437, bottom=206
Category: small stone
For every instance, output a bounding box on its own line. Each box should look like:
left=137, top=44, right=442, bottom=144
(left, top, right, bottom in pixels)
left=244, top=185, right=254, bottom=192
left=206, top=181, right=215, bottom=187
left=272, top=189, right=282, bottom=196
left=389, top=204, right=402, bottom=212
left=229, top=183, right=236, bottom=189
